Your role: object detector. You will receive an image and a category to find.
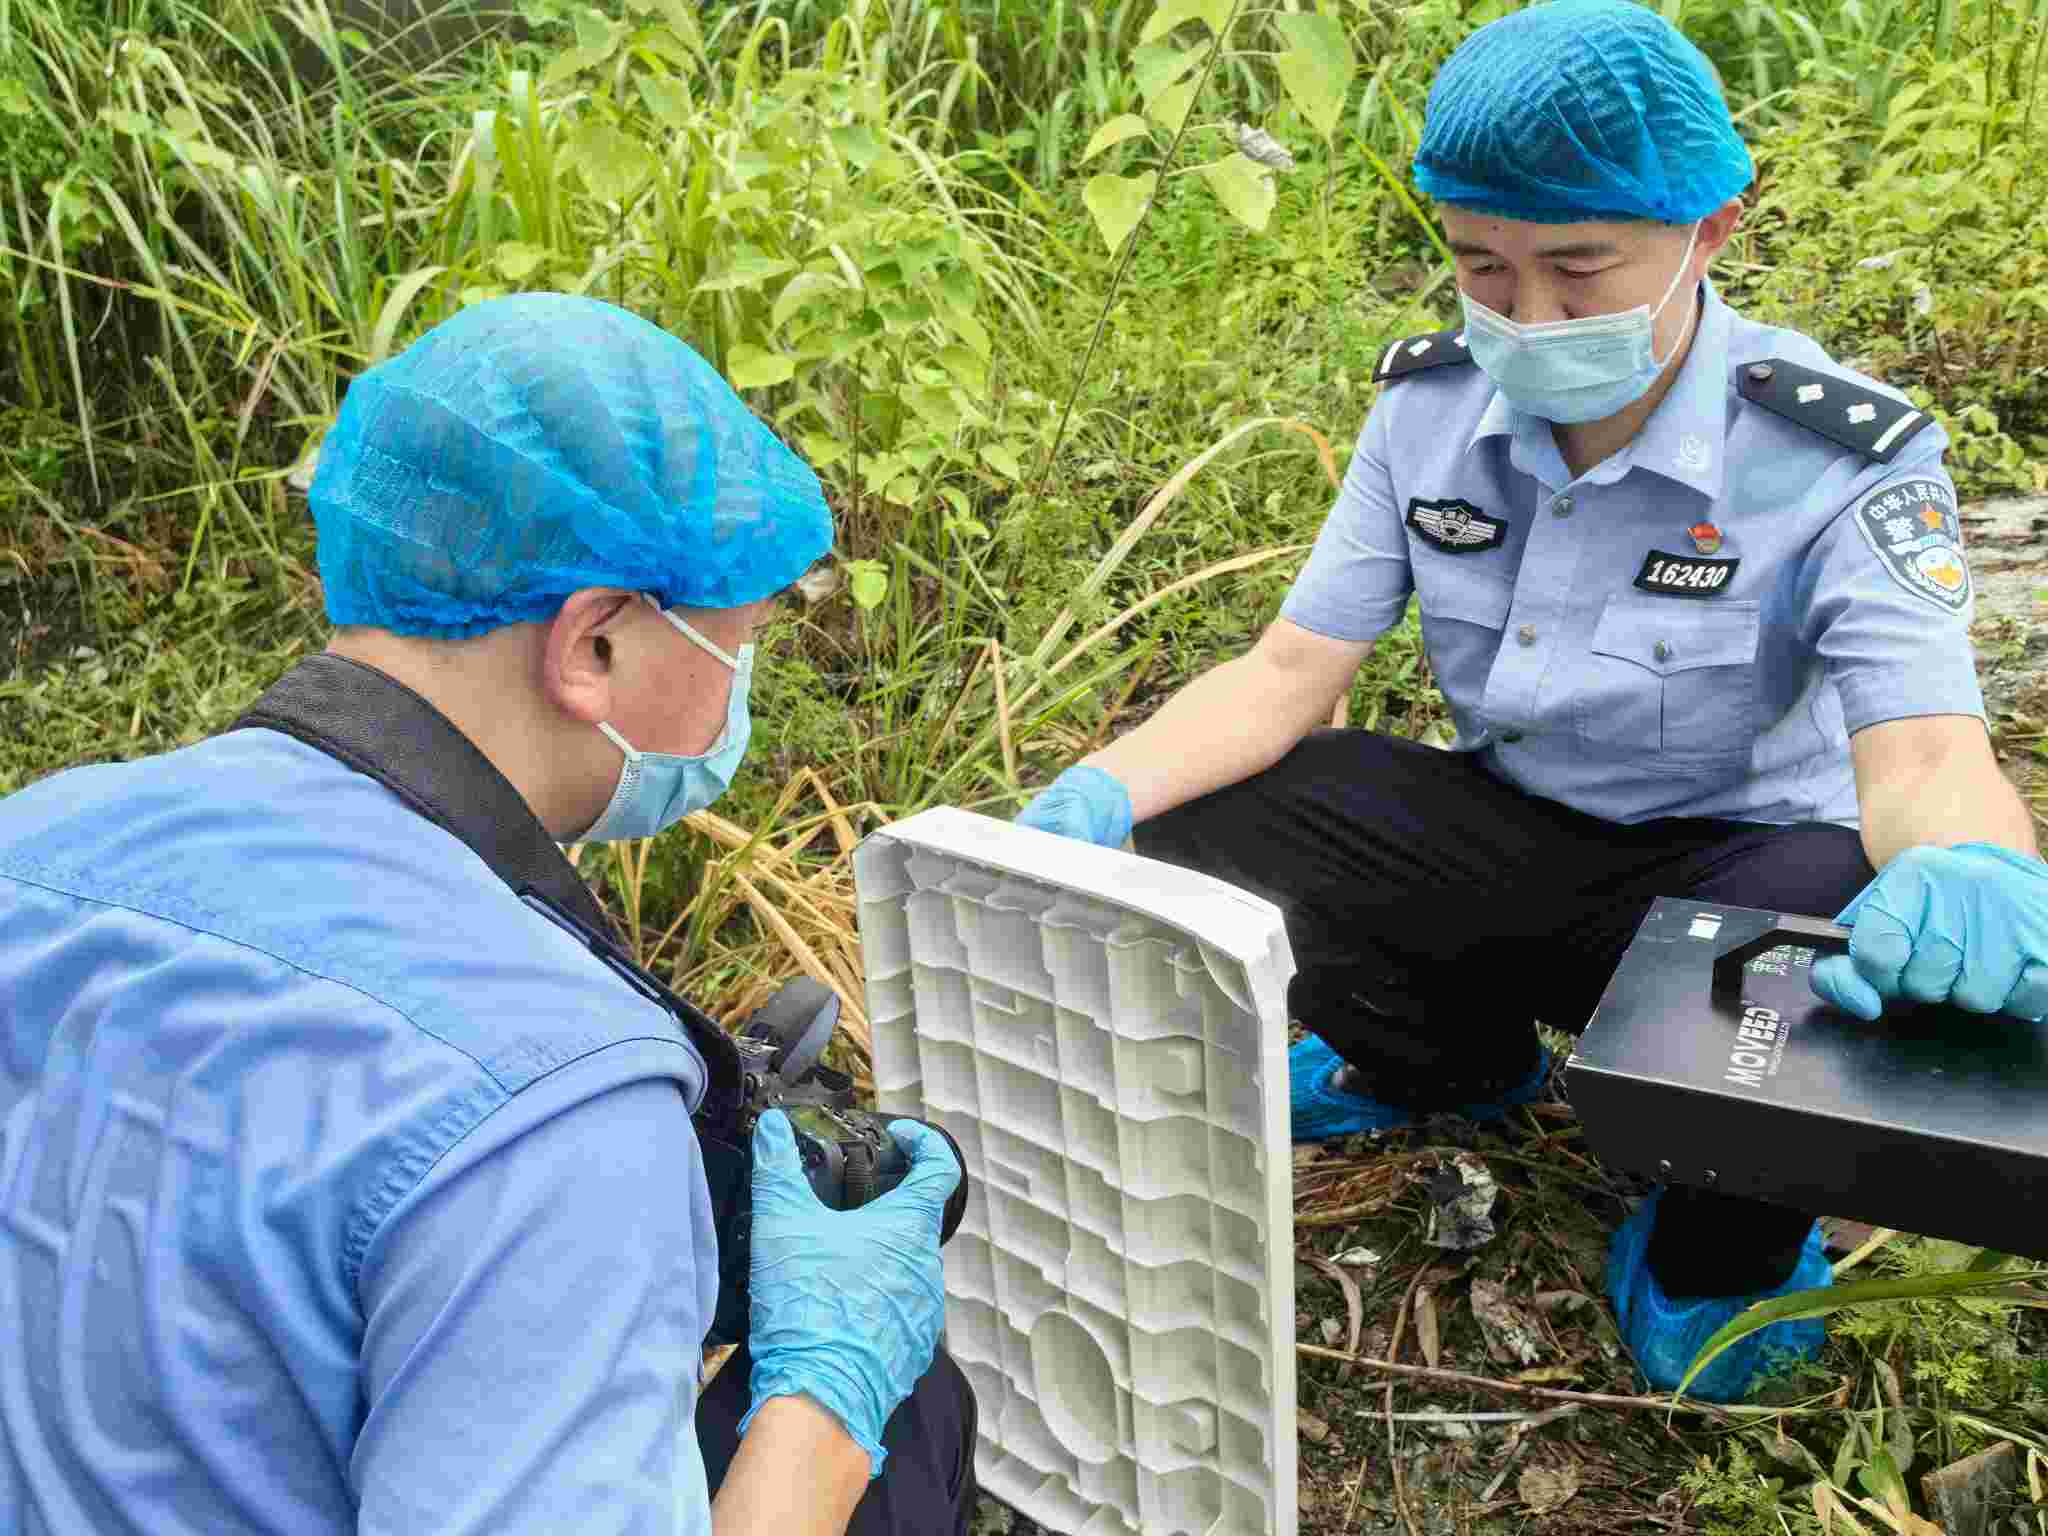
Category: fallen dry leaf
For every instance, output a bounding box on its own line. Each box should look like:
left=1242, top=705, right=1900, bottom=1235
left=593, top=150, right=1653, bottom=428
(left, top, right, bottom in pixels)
left=1519, top=1463, right=1581, bottom=1514
left=1470, top=1278, right=1545, bottom=1366
left=1297, top=1409, right=1330, bottom=1444
left=1417, top=1287, right=1441, bottom=1368
left=1512, top=1365, right=1583, bottom=1385
left=1425, top=1153, right=1500, bottom=1250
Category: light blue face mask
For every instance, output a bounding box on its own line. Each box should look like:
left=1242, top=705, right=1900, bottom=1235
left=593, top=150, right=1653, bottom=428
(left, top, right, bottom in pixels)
left=1459, top=221, right=1701, bottom=425
left=579, top=596, right=753, bottom=843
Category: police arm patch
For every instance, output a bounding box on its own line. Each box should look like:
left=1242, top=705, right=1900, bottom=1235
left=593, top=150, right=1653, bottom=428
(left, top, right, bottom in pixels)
left=1406, top=497, right=1506, bottom=553
left=1849, top=476, right=1971, bottom=614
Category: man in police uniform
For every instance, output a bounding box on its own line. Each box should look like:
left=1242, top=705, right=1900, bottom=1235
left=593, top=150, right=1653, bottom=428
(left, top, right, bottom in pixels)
left=0, top=296, right=974, bottom=1533
left=1017, top=0, right=2048, bottom=1400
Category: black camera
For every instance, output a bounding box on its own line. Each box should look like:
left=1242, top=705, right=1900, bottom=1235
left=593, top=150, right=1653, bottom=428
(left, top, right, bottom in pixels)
left=706, top=978, right=970, bottom=1346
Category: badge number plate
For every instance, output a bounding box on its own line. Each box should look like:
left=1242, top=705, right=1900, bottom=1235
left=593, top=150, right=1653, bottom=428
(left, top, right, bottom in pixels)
left=1634, top=549, right=1740, bottom=598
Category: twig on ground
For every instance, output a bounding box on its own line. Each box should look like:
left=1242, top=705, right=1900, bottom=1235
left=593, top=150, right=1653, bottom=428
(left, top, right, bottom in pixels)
left=1832, top=1226, right=1900, bottom=1277
left=1379, top=1262, right=1433, bottom=1536
left=1382, top=1408, right=1584, bottom=1425
left=1298, top=1343, right=1844, bottom=1418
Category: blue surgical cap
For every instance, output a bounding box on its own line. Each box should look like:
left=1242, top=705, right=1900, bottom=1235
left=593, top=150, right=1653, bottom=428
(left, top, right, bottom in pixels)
left=310, top=293, right=833, bottom=638
left=1412, top=0, right=1753, bottom=225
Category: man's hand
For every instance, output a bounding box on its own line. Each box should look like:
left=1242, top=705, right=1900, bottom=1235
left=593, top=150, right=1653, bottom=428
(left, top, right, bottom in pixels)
left=1016, top=765, right=1133, bottom=847
left=1811, top=843, right=2048, bottom=1021
left=738, top=1110, right=960, bottom=1479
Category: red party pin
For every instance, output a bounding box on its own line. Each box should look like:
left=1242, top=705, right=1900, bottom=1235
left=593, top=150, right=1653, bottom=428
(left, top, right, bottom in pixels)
left=1688, top=520, right=1723, bottom=555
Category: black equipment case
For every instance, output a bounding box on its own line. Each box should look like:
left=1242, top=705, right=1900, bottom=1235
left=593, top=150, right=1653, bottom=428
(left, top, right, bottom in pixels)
left=1567, top=898, right=2048, bottom=1259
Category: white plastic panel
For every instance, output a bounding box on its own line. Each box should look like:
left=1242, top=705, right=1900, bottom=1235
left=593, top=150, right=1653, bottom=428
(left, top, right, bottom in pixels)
left=854, top=808, right=1298, bottom=1536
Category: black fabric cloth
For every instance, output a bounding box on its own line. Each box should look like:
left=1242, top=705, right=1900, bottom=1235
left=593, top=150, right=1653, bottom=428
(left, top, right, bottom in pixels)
left=696, top=1344, right=979, bottom=1536
left=1134, top=729, right=1877, bottom=1298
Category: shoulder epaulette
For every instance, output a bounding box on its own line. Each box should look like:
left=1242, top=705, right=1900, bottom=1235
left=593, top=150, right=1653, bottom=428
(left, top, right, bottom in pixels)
left=1372, top=327, right=1475, bottom=384
left=1734, top=358, right=1934, bottom=464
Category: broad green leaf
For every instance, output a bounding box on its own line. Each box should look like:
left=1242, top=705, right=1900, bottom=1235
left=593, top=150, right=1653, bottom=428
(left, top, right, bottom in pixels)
left=1275, top=13, right=1355, bottom=140
left=1083, top=171, right=1156, bottom=256
left=1147, top=78, right=1199, bottom=136
left=772, top=271, right=849, bottom=330
left=981, top=442, right=1023, bottom=480
left=1139, top=0, right=1235, bottom=42
left=1082, top=114, right=1153, bottom=163
left=565, top=121, right=656, bottom=206
left=727, top=345, right=795, bottom=389
left=936, top=265, right=977, bottom=310
left=542, top=38, right=615, bottom=88
left=829, top=123, right=884, bottom=171
left=800, top=432, right=850, bottom=468
left=695, top=253, right=799, bottom=294
left=906, top=387, right=962, bottom=433
left=1131, top=41, right=1200, bottom=111
left=846, top=560, right=889, bottom=610
left=884, top=474, right=920, bottom=507
left=1677, top=1268, right=2048, bottom=1398
left=709, top=189, right=775, bottom=220
left=637, top=73, right=693, bottom=130
left=627, top=0, right=703, bottom=53
left=0, top=79, right=34, bottom=116
left=936, top=345, right=987, bottom=394
left=572, top=6, right=614, bottom=52
left=100, top=109, right=153, bottom=136
left=1198, top=153, right=1276, bottom=231
left=933, top=292, right=991, bottom=360
left=492, top=242, right=551, bottom=280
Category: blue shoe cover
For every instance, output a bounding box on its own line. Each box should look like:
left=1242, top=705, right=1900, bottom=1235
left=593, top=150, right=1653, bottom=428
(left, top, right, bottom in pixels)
left=1606, top=1188, right=1831, bottom=1402
left=1288, top=1036, right=1551, bottom=1143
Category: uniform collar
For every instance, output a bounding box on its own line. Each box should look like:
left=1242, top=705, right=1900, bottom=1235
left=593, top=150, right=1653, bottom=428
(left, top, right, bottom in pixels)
left=1465, top=280, right=1733, bottom=502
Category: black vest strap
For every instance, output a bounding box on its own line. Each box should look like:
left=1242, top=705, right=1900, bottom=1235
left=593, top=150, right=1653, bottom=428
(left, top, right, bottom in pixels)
left=228, top=653, right=744, bottom=1125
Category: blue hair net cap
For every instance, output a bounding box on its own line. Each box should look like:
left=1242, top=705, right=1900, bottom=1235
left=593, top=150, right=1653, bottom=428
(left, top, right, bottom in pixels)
left=1412, top=0, right=1754, bottom=224
left=310, top=293, right=833, bottom=638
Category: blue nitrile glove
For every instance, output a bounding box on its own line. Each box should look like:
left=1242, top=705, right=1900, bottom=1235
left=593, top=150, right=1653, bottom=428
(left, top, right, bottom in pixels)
left=1607, top=1188, right=1830, bottom=1402
left=1811, top=843, right=2048, bottom=1022
left=1015, top=765, right=1133, bottom=848
left=739, top=1110, right=961, bottom=1478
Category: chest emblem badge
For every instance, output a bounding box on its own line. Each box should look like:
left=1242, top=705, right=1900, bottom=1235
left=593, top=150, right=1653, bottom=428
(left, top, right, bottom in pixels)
left=1688, top=520, right=1723, bottom=555
left=1405, top=497, right=1507, bottom=554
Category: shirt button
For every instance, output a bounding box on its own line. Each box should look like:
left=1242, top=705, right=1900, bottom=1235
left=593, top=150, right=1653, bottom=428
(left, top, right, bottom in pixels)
left=1551, top=494, right=1573, bottom=517
left=1501, top=730, right=1524, bottom=743
left=1653, top=639, right=1673, bottom=662
left=1517, top=625, right=1537, bottom=646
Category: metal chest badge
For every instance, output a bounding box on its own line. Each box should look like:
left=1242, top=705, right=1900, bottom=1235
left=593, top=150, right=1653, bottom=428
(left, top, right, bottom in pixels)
left=1688, top=521, right=1723, bottom=556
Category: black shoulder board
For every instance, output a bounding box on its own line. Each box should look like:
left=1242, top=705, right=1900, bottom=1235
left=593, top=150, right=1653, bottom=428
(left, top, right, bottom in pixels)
left=1372, top=327, right=1475, bottom=384
left=1735, top=358, right=1934, bottom=464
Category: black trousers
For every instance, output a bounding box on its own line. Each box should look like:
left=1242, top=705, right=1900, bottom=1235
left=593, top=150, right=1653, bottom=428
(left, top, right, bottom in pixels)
left=1135, top=729, right=1877, bottom=1298
left=696, top=1343, right=979, bottom=1535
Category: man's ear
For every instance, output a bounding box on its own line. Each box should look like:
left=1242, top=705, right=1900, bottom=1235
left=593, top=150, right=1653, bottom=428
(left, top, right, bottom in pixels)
left=543, top=589, right=634, bottom=725
left=1697, top=197, right=1744, bottom=271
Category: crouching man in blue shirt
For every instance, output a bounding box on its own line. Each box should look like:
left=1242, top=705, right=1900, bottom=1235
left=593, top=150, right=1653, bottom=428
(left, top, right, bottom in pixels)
left=1018, top=0, right=2047, bottom=1401
left=1, top=295, right=974, bottom=1534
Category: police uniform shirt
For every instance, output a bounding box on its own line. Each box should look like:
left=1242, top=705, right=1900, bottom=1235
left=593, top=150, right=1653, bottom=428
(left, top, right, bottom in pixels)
left=0, top=730, right=721, bottom=1536
left=1280, top=280, right=1983, bottom=827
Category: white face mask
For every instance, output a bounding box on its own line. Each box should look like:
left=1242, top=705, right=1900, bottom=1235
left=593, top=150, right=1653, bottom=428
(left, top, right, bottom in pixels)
left=577, top=596, right=753, bottom=843
left=1459, top=221, right=1702, bottom=425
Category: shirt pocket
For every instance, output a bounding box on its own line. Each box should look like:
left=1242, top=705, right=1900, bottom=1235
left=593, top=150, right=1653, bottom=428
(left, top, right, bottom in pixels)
left=1415, top=567, right=1513, bottom=743
left=1573, top=595, right=1761, bottom=771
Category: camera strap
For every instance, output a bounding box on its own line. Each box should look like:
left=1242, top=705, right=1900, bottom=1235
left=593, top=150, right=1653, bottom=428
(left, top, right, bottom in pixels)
left=225, top=654, right=748, bottom=1131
